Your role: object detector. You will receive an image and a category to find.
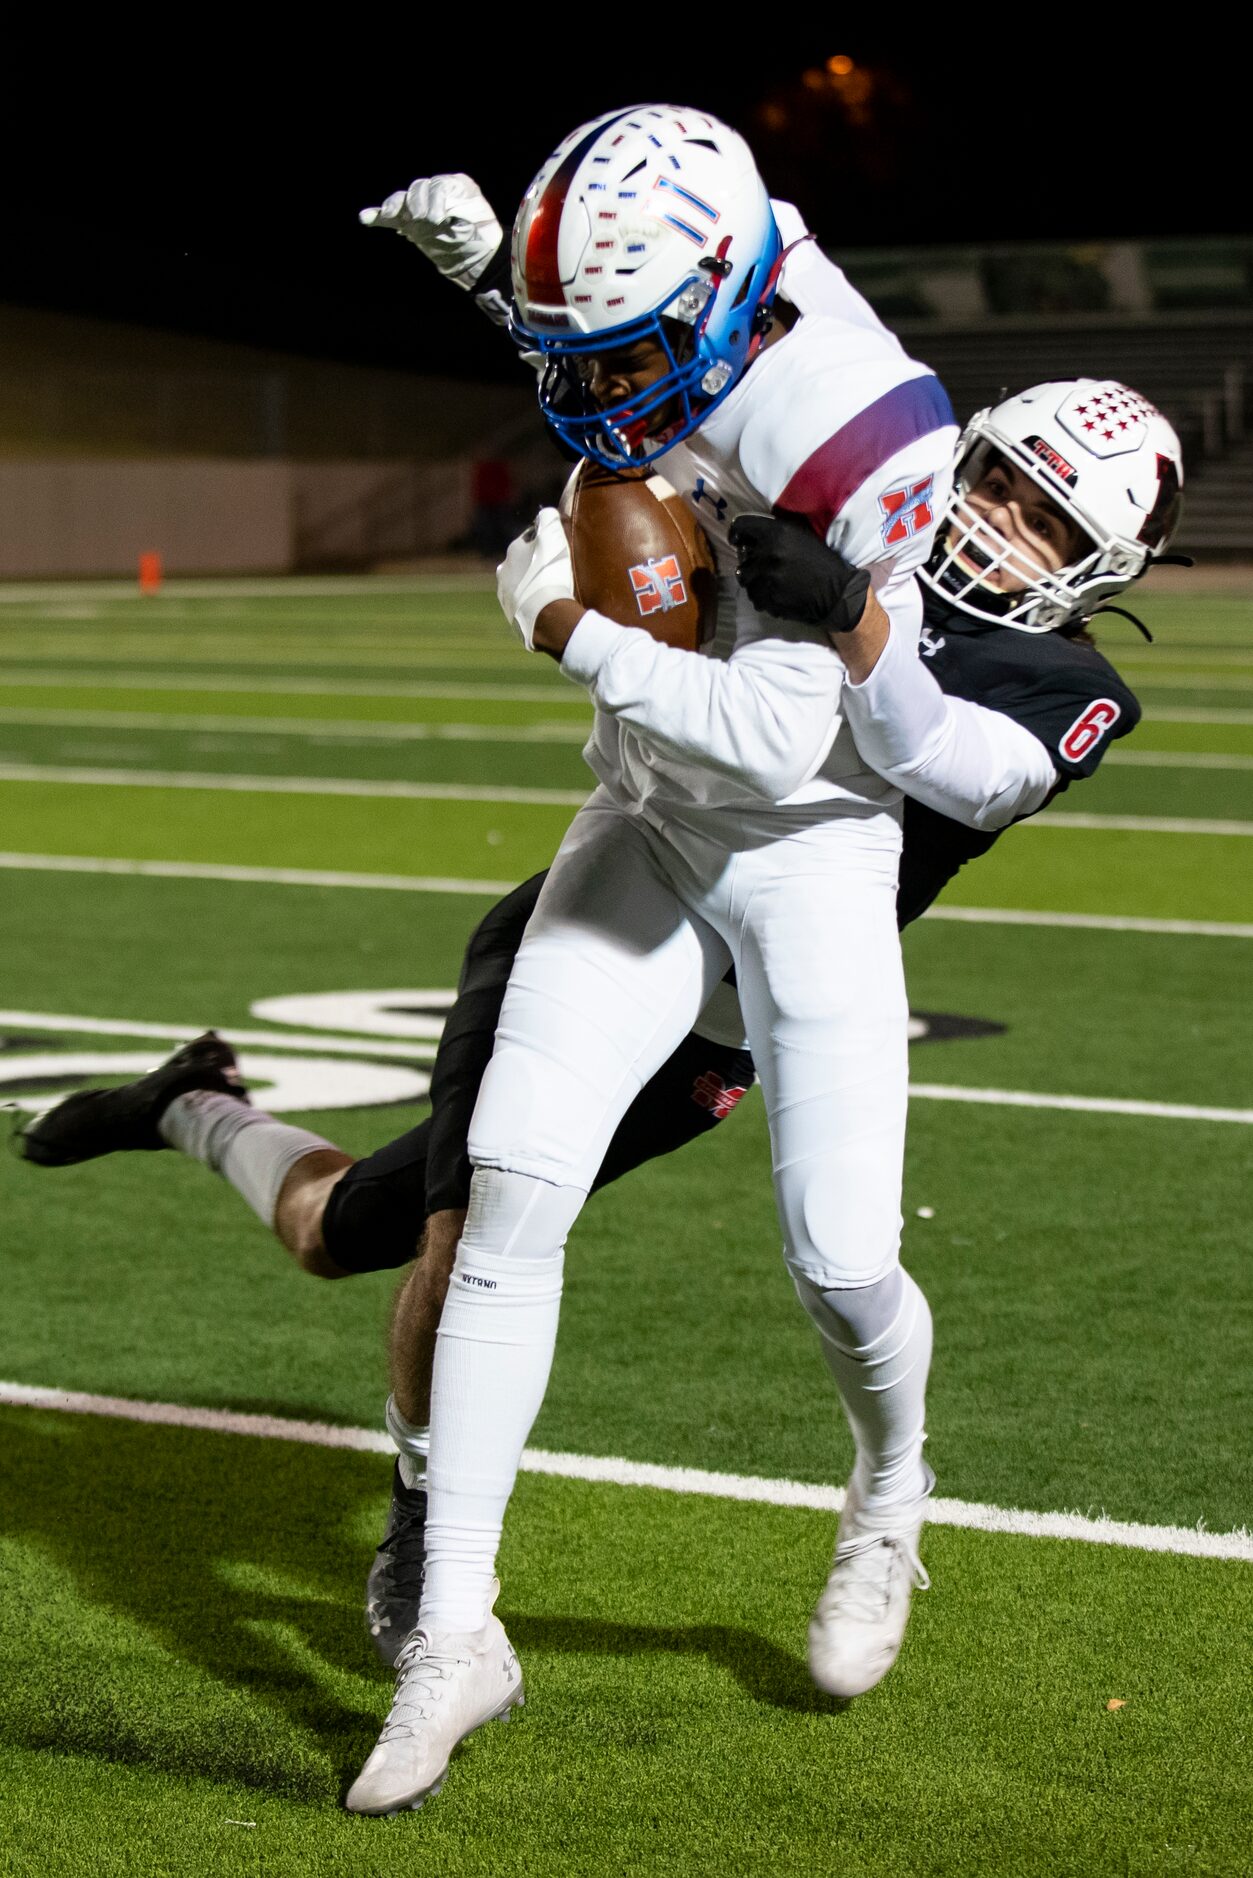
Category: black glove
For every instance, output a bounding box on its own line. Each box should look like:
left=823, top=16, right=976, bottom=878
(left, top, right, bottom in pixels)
left=728, top=510, right=871, bottom=634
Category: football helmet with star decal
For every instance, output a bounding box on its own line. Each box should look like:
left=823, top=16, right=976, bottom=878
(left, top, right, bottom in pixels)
left=921, top=378, right=1184, bottom=632
left=509, top=106, right=783, bottom=471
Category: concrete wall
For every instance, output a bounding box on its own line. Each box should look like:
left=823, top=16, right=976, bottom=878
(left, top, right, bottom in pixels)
left=0, top=458, right=480, bottom=577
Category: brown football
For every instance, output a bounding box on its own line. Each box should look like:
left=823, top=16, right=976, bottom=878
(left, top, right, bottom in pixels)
left=560, top=461, right=718, bottom=651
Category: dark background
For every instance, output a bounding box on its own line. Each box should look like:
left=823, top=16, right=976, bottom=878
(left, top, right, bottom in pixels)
left=2, top=32, right=1240, bottom=379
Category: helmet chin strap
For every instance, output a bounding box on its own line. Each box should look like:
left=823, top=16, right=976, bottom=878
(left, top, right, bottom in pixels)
left=1089, top=604, right=1154, bottom=643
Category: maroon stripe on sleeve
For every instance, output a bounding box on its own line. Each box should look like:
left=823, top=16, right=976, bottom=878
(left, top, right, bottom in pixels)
left=778, top=376, right=955, bottom=537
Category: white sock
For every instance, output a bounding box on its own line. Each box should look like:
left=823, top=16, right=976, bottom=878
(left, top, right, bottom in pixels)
left=385, top=1394, right=429, bottom=1492
left=795, top=1266, right=933, bottom=1510
left=419, top=1169, right=580, bottom=1634
left=159, top=1091, right=334, bottom=1229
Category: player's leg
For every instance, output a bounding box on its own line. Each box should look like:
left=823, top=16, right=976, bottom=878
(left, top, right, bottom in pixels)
left=734, top=835, right=932, bottom=1700
left=18, top=1030, right=360, bottom=1273
left=347, top=804, right=730, bottom=1814
left=365, top=1026, right=756, bottom=1663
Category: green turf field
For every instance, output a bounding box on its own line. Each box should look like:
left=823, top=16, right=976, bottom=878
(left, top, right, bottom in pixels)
left=0, top=577, right=1249, bottom=1875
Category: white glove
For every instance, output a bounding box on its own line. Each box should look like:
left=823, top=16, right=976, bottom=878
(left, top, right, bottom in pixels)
left=359, top=174, right=502, bottom=291
left=497, top=509, right=575, bottom=651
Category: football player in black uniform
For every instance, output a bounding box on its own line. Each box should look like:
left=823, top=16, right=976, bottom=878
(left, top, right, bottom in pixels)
left=22, top=360, right=1184, bottom=1664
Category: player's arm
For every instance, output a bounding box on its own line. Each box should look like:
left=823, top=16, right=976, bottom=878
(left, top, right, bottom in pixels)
left=733, top=510, right=1058, bottom=831
left=499, top=511, right=842, bottom=801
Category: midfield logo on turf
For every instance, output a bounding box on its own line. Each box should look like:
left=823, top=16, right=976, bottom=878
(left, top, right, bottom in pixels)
left=0, top=992, right=1006, bottom=1118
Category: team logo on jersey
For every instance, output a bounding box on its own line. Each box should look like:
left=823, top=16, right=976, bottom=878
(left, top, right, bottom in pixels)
left=691, top=1071, right=748, bottom=1120
left=1059, top=697, right=1121, bottom=762
left=880, top=475, right=935, bottom=547
left=629, top=556, right=688, bottom=616
left=691, top=477, right=728, bottom=522
left=1026, top=435, right=1079, bottom=488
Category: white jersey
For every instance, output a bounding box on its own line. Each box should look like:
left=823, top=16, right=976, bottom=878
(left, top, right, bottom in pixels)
left=560, top=203, right=959, bottom=828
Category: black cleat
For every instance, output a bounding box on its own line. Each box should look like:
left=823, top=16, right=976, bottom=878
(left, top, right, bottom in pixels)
left=366, top=1460, right=429, bottom=1667
left=17, top=1031, right=249, bottom=1167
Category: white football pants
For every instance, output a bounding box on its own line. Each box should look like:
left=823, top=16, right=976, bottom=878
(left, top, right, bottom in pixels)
left=421, top=793, right=921, bottom=1631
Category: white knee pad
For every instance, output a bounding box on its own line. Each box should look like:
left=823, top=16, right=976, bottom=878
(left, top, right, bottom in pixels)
left=793, top=1267, right=905, bottom=1353
left=460, top=1167, right=585, bottom=1263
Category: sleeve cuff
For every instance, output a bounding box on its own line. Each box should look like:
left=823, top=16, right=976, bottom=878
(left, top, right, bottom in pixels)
left=559, top=609, right=623, bottom=686
left=843, top=616, right=908, bottom=695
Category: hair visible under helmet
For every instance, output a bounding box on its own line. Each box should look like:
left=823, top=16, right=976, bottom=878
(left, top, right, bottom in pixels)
left=509, top=106, right=784, bottom=470
left=920, top=379, right=1185, bottom=633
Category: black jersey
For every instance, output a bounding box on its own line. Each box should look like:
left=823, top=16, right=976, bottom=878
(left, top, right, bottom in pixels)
left=896, top=592, right=1141, bottom=925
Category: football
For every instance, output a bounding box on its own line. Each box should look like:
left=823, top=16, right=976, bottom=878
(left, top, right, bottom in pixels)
left=560, top=461, right=718, bottom=651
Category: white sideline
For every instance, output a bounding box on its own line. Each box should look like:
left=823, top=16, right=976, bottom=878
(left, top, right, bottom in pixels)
left=0, top=762, right=588, bottom=808
left=1, top=763, right=1250, bottom=833
left=1, top=1381, right=1247, bottom=1564
left=0, top=851, right=1250, bottom=938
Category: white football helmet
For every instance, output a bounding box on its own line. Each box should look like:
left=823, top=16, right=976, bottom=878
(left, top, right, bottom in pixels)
left=510, top=106, right=783, bottom=469
left=921, top=379, right=1184, bottom=632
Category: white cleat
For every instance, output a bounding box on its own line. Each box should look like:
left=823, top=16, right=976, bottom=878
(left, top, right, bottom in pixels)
left=808, top=1465, right=934, bottom=1701
left=345, top=1612, right=523, bottom=1817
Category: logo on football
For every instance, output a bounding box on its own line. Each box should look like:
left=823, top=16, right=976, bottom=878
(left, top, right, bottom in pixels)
left=629, top=555, right=688, bottom=616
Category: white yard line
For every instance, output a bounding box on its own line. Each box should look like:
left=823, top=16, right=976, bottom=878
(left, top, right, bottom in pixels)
left=1, top=708, right=1245, bottom=765
left=0, top=1381, right=1246, bottom=1563
left=0, top=762, right=588, bottom=807
left=921, top=904, right=1253, bottom=939
left=0, top=1010, right=436, bottom=1063
left=0, top=765, right=1246, bottom=829
left=1034, top=810, right=1253, bottom=836
left=0, top=852, right=517, bottom=895
left=0, top=669, right=580, bottom=705
left=0, top=576, right=495, bottom=602
left=1147, top=706, right=1253, bottom=726
left=0, top=707, right=588, bottom=745
left=1, top=851, right=1250, bottom=937
left=1104, top=749, right=1253, bottom=772
left=908, top=1083, right=1252, bottom=1125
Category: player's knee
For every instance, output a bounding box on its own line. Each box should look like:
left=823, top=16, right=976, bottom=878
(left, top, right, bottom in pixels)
left=461, top=1166, right=585, bottom=1261
left=275, top=1153, right=355, bottom=1279
left=792, top=1266, right=904, bottom=1350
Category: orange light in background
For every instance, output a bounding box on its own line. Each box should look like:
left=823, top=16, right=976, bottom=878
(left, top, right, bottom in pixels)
left=759, top=101, right=789, bottom=131
left=827, top=54, right=855, bottom=76
left=138, top=551, right=163, bottom=595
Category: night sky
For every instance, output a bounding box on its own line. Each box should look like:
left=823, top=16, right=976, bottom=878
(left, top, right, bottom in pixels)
left=2, top=32, right=1241, bottom=380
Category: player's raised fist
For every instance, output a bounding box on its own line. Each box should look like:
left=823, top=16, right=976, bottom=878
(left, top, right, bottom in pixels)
left=358, top=174, right=502, bottom=290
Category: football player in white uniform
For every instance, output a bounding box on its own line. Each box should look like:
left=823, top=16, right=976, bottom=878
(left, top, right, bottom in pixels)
left=339, top=104, right=969, bottom=1814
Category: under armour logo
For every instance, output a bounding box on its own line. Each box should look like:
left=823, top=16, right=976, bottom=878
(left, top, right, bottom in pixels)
left=691, top=477, right=728, bottom=522
left=919, top=626, right=946, bottom=659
